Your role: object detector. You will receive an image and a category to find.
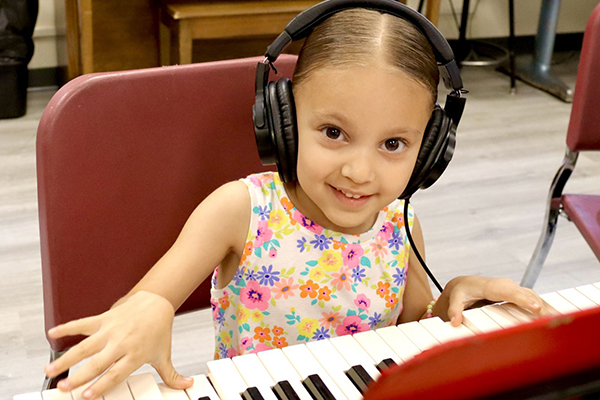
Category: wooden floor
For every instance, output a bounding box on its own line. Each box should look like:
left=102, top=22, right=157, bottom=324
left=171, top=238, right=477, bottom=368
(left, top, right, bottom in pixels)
left=3, top=54, right=600, bottom=399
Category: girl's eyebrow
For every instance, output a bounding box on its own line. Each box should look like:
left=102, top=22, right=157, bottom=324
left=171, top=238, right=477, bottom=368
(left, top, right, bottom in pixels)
left=313, top=110, right=422, bottom=137
left=313, top=110, right=350, bottom=126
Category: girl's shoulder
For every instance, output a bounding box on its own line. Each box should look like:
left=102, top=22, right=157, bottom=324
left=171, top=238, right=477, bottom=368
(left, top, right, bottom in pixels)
left=240, top=171, right=281, bottom=190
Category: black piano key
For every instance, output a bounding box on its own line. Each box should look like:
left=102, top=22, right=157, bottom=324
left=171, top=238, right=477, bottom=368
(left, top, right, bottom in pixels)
left=345, top=365, right=374, bottom=393
left=302, top=374, right=336, bottom=400
left=272, top=380, right=301, bottom=400
left=242, top=386, right=265, bottom=400
left=377, top=358, right=397, bottom=371
left=196, top=397, right=211, bottom=400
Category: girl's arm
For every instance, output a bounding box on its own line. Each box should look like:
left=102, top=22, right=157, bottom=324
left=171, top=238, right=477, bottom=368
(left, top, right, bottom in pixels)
left=397, top=214, right=435, bottom=324
left=117, top=180, right=251, bottom=310
left=44, top=181, right=251, bottom=399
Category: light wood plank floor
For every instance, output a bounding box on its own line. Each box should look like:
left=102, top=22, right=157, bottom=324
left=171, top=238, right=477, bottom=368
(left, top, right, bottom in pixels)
left=3, top=54, right=600, bottom=399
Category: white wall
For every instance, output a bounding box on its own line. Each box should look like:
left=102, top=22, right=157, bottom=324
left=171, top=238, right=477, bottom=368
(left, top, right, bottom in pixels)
left=30, top=0, right=62, bottom=69
left=29, top=0, right=600, bottom=70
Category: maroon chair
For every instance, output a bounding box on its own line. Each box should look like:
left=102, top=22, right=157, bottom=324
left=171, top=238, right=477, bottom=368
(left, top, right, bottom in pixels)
left=37, top=55, right=297, bottom=389
left=521, top=4, right=600, bottom=288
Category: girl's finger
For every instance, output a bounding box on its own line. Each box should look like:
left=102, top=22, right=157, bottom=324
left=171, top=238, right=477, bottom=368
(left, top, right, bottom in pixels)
left=48, top=316, right=100, bottom=338
left=446, top=301, right=466, bottom=327
left=507, top=289, right=545, bottom=316
left=56, top=346, right=120, bottom=392
left=446, top=290, right=468, bottom=327
left=45, top=335, right=103, bottom=378
left=154, top=357, right=193, bottom=390
left=79, top=356, right=139, bottom=400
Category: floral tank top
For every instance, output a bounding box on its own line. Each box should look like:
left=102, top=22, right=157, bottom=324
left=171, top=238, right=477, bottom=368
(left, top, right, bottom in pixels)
left=210, top=172, right=414, bottom=359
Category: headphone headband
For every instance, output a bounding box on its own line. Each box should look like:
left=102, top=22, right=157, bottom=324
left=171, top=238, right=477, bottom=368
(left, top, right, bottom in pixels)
left=264, top=0, right=464, bottom=92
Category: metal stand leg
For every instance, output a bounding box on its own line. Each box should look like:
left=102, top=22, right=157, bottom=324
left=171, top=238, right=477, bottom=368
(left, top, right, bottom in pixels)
left=508, top=0, right=516, bottom=94
left=521, top=149, right=578, bottom=288
left=43, top=349, right=69, bottom=391
left=454, top=0, right=509, bottom=67
left=514, top=0, right=574, bottom=102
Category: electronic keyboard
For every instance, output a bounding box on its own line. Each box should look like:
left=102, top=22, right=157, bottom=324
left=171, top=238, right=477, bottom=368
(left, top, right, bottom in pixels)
left=14, top=282, right=600, bottom=400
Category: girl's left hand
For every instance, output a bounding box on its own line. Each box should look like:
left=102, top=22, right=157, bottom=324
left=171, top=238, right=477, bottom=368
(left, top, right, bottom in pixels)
left=440, top=276, right=554, bottom=326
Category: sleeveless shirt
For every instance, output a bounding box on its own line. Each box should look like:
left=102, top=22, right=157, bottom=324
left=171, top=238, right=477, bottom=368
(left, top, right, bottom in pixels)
left=210, top=171, right=414, bottom=359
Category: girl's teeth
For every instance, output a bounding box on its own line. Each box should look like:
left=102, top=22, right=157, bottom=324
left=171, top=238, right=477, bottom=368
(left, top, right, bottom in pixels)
left=340, top=190, right=361, bottom=199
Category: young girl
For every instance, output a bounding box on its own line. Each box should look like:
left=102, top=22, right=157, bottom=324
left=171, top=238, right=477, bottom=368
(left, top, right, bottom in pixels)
left=44, top=5, right=550, bottom=400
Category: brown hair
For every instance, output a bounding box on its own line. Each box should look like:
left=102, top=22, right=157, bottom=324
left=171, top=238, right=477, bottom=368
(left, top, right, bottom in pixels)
left=292, top=8, right=439, bottom=104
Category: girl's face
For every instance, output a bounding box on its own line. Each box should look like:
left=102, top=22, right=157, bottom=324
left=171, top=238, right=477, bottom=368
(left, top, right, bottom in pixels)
left=291, top=65, right=433, bottom=234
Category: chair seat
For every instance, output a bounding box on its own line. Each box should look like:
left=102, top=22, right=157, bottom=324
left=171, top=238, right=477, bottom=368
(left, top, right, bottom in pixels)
left=562, top=194, right=600, bottom=260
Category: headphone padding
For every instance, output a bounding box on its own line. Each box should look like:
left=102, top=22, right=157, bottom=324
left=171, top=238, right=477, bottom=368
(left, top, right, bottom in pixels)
left=400, top=106, right=447, bottom=198
left=276, top=79, right=298, bottom=182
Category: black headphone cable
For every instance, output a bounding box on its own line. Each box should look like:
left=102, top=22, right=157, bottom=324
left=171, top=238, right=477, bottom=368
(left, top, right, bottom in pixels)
left=403, top=198, right=444, bottom=294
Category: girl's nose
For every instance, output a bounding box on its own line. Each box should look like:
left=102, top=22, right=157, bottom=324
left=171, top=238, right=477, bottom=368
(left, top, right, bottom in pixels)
left=340, top=149, right=376, bottom=184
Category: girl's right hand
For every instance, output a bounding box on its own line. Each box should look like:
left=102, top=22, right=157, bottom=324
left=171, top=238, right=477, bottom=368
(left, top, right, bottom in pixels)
left=44, top=291, right=193, bottom=400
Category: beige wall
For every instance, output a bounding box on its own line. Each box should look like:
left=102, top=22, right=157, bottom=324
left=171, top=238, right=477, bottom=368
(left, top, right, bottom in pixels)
left=30, top=0, right=61, bottom=69
left=29, top=0, right=599, bottom=70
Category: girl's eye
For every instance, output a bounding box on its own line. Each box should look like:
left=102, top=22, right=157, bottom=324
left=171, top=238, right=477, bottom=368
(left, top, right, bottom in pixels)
left=383, top=138, right=406, bottom=153
left=321, top=126, right=343, bottom=140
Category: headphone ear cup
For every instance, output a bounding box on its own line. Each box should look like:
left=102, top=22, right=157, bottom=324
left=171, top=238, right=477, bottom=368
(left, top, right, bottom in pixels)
left=276, top=79, right=298, bottom=182
left=267, top=78, right=298, bottom=183
left=400, top=106, right=453, bottom=199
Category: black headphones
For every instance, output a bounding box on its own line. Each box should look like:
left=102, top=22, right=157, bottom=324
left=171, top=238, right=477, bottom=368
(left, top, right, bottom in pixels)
left=253, top=0, right=467, bottom=200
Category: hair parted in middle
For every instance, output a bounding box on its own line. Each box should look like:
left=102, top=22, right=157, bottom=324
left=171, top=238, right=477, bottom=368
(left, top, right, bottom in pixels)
left=292, top=8, right=440, bottom=106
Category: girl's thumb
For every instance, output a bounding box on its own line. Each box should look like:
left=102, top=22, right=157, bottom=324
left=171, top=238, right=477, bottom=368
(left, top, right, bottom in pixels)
left=156, top=360, right=193, bottom=389
left=447, top=303, right=464, bottom=327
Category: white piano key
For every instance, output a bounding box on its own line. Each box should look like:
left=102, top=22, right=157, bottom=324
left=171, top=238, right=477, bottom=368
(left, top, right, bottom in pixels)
left=232, top=353, right=278, bottom=400
left=461, top=308, right=502, bottom=334
left=446, top=322, right=478, bottom=337
left=329, top=333, right=381, bottom=380
left=157, top=383, right=189, bottom=400
left=41, top=389, right=73, bottom=400
left=14, top=393, right=43, bottom=400
left=127, top=374, right=163, bottom=400
left=540, top=292, right=580, bottom=314
left=185, top=374, right=220, bottom=400
left=103, top=381, right=134, bottom=400
left=353, top=330, right=402, bottom=364
left=558, top=288, right=598, bottom=311
left=480, top=304, right=521, bottom=328
left=498, top=303, right=535, bottom=323
left=257, top=349, right=313, bottom=400
left=207, top=357, right=249, bottom=400
left=70, top=385, right=93, bottom=400
left=306, top=340, right=362, bottom=400
left=576, top=284, right=600, bottom=305
left=396, top=321, right=439, bottom=351
left=593, top=282, right=600, bottom=291
left=419, top=317, right=475, bottom=343
left=376, top=326, right=421, bottom=362
left=282, top=343, right=348, bottom=400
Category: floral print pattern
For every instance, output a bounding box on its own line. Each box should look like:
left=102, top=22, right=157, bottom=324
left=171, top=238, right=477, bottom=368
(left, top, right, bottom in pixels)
left=210, top=172, right=414, bottom=359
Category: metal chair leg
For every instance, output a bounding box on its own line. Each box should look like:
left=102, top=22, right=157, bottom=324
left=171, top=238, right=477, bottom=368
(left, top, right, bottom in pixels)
left=521, top=207, right=561, bottom=288
left=43, top=348, right=69, bottom=391
left=521, top=149, right=578, bottom=288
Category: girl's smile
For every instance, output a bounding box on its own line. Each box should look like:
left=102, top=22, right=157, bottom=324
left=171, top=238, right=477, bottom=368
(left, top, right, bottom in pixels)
left=287, top=63, right=433, bottom=234
left=330, top=184, right=372, bottom=206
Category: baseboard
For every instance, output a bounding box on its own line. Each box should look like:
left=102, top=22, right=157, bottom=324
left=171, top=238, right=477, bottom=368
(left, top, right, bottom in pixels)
left=27, top=66, right=68, bottom=90
left=448, top=32, right=585, bottom=57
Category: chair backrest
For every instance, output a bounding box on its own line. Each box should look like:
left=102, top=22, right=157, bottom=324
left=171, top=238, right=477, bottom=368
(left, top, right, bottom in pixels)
left=37, top=55, right=297, bottom=352
left=566, top=3, right=600, bottom=152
